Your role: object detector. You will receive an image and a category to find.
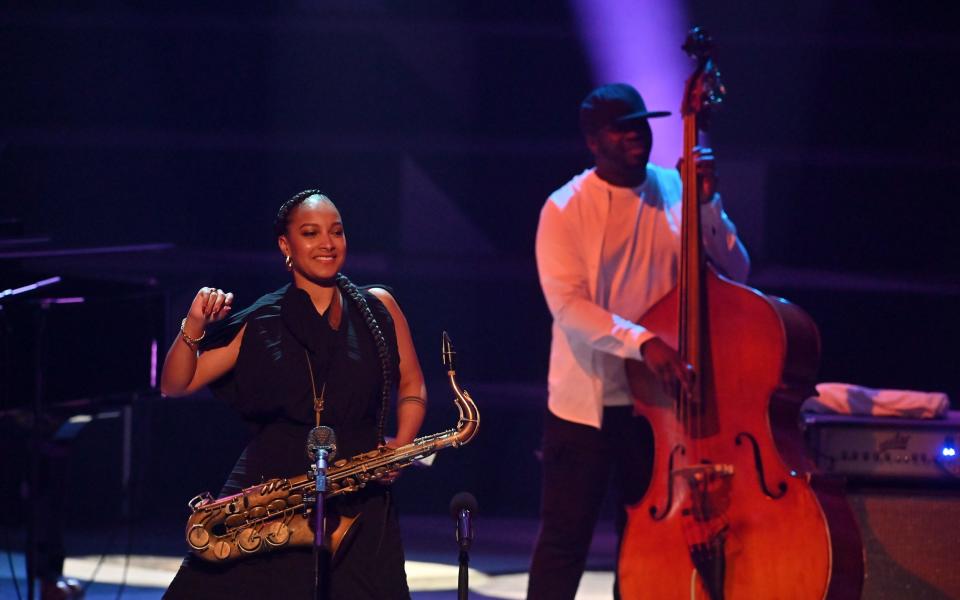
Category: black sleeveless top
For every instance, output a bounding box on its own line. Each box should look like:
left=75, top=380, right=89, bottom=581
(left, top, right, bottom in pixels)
left=166, top=282, right=411, bottom=600
left=200, top=283, right=400, bottom=496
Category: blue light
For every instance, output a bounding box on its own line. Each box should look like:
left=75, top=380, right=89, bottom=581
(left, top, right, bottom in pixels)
left=943, top=447, right=957, bottom=458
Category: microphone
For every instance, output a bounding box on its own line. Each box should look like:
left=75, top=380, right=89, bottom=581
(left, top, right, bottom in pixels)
left=306, top=426, right=337, bottom=496
left=306, top=425, right=337, bottom=462
left=449, top=492, right=478, bottom=552
left=307, top=426, right=337, bottom=556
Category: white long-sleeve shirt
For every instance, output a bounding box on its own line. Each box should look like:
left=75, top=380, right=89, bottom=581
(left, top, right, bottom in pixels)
left=535, top=165, right=750, bottom=429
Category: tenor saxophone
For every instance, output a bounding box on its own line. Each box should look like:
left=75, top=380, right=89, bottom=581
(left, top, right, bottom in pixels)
left=184, top=332, right=479, bottom=563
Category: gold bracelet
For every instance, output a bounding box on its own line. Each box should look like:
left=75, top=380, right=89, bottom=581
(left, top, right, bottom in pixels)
left=180, top=317, right=206, bottom=346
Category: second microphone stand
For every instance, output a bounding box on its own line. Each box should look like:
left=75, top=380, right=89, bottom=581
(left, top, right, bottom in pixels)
left=450, top=491, right=478, bottom=600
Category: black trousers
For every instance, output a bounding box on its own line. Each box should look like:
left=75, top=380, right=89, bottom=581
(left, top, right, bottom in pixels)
left=527, top=406, right=654, bottom=600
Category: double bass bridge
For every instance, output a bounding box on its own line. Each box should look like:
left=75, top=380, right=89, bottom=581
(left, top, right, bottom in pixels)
left=678, top=463, right=734, bottom=600
left=675, top=463, right=735, bottom=522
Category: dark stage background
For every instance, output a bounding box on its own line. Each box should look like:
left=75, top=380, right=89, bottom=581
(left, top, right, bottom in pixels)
left=2, top=0, right=959, bottom=536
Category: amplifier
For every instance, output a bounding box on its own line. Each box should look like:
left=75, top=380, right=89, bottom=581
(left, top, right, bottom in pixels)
left=803, top=411, right=960, bottom=481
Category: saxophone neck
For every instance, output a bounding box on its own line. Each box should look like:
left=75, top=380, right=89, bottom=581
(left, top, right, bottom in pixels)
left=446, top=368, right=479, bottom=445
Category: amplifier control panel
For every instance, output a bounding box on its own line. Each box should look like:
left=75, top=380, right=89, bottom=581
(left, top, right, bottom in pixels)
left=804, top=412, right=960, bottom=480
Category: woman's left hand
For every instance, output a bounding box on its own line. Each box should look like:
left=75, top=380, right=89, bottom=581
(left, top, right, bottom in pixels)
left=376, top=438, right=408, bottom=485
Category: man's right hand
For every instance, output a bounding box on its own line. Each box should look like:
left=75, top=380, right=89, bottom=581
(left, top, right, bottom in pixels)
left=640, top=337, right=694, bottom=395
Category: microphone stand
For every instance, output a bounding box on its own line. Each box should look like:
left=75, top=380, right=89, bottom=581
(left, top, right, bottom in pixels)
left=307, top=426, right=336, bottom=600
left=450, top=491, right=477, bottom=600
left=457, top=510, right=470, bottom=600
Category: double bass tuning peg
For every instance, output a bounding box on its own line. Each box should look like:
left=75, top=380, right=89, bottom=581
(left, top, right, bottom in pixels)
left=682, top=26, right=714, bottom=60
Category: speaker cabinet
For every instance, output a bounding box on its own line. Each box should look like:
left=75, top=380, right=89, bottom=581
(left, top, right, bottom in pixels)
left=847, top=485, right=960, bottom=599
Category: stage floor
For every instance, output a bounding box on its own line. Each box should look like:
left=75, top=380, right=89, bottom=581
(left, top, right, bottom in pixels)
left=0, top=516, right=620, bottom=599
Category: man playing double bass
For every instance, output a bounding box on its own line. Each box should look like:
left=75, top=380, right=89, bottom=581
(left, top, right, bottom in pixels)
left=529, top=83, right=750, bottom=599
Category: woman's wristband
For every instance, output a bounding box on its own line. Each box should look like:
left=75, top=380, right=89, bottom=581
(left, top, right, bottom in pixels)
left=398, top=396, right=426, bottom=408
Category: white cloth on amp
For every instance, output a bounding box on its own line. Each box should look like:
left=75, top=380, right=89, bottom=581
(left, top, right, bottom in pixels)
left=802, top=382, right=950, bottom=418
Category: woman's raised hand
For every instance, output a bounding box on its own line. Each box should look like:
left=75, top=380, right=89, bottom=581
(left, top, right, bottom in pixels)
left=185, top=287, right=235, bottom=332
left=162, top=287, right=238, bottom=396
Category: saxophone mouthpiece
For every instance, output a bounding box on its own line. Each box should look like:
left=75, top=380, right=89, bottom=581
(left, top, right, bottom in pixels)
left=442, top=331, right=456, bottom=372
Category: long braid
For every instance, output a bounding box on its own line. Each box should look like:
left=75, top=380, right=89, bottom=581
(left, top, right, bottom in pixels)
left=336, top=273, right=394, bottom=446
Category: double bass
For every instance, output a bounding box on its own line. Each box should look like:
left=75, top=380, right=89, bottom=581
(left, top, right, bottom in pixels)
left=618, top=28, right=863, bottom=599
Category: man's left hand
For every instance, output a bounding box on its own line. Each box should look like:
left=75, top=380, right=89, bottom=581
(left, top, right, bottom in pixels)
left=676, top=146, right=718, bottom=203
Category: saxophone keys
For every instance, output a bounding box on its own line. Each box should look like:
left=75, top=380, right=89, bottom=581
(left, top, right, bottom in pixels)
left=248, top=506, right=267, bottom=519
left=187, top=525, right=210, bottom=550
left=237, top=527, right=263, bottom=553
left=212, top=540, right=232, bottom=561
left=287, top=494, right=303, bottom=506
left=266, top=499, right=287, bottom=512
left=188, top=492, right=214, bottom=513
left=224, top=514, right=246, bottom=529
left=264, top=521, right=291, bottom=547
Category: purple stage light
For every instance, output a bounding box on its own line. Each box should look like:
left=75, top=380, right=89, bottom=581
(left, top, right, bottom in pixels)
left=40, top=297, right=84, bottom=306
left=150, top=338, right=158, bottom=389
left=0, top=275, right=61, bottom=299
left=570, top=0, right=688, bottom=166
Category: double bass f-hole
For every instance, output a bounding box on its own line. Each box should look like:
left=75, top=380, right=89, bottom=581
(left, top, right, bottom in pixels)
left=649, top=444, right=686, bottom=521
left=735, top=432, right=788, bottom=499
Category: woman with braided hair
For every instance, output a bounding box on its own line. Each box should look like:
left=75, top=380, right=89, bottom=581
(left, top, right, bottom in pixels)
left=160, top=190, right=427, bottom=599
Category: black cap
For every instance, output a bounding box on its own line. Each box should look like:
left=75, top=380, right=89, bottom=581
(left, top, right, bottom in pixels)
left=579, top=83, right=671, bottom=135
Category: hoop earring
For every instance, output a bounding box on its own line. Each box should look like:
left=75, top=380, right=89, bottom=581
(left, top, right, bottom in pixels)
left=284, top=255, right=293, bottom=270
